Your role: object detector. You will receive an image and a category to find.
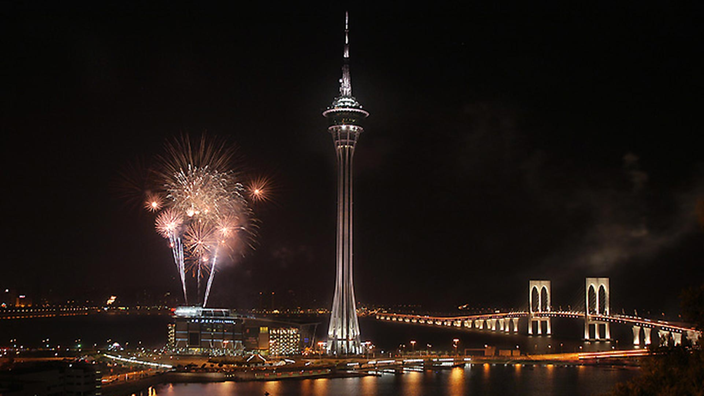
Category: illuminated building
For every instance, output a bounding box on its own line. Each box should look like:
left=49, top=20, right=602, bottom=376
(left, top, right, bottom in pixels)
left=170, top=307, right=309, bottom=356
left=323, top=12, right=368, bottom=355
left=15, top=295, right=32, bottom=308
left=167, top=323, right=175, bottom=348
left=243, top=326, right=268, bottom=353
left=171, top=307, right=244, bottom=355
left=269, top=328, right=301, bottom=356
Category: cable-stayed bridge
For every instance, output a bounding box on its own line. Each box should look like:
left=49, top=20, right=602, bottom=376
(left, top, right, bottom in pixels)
left=375, top=277, right=701, bottom=347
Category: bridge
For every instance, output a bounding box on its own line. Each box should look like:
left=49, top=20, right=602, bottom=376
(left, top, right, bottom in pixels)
left=375, top=277, right=701, bottom=347
left=0, top=306, right=92, bottom=320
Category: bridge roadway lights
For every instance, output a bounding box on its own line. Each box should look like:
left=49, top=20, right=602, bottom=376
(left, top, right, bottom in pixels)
left=376, top=296, right=701, bottom=346
left=377, top=314, right=524, bottom=334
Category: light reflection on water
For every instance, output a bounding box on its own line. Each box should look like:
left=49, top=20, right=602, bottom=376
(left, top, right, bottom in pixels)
left=402, top=371, right=422, bottom=396
left=448, top=367, right=465, bottom=396
left=543, top=364, right=555, bottom=394
left=360, top=373, right=377, bottom=395
left=140, top=364, right=639, bottom=396
left=264, top=379, right=281, bottom=395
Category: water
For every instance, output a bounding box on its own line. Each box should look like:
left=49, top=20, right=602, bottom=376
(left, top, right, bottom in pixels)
left=145, top=365, right=639, bottom=395
left=0, top=313, right=171, bottom=349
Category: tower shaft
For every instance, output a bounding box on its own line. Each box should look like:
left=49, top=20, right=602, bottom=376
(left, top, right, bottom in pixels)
left=327, top=126, right=362, bottom=354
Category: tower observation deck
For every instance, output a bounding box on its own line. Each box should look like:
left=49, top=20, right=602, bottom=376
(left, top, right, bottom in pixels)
left=323, top=12, right=369, bottom=355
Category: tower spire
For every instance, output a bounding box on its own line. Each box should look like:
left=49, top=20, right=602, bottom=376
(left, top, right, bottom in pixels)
left=340, top=11, right=352, bottom=97
left=344, top=11, right=349, bottom=59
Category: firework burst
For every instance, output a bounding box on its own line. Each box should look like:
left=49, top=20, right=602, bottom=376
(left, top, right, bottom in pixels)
left=145, top=134, right=257, bottom=307
left=184, top=221, right=217, bottom=259
left=155, top=208, right=183, bottom=238
left=246, top=176, right=273, bottom=203
left=145, top=191, right=164, bottom=212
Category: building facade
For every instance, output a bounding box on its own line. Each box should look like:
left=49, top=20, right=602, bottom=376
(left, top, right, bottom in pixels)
left=171, top=307, right=244, bottom=355
left=169, top=307, right=305, bottom=356
left=269, top=328, right=301, bottom=356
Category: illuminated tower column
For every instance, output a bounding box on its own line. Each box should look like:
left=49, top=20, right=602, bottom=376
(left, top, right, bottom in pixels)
left=585, top=277, right=610, bottom=340
left=323, top=13, right=369, bottom=355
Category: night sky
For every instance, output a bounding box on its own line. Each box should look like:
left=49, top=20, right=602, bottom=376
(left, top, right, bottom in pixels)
left=3, top=3, right=703, bottom=315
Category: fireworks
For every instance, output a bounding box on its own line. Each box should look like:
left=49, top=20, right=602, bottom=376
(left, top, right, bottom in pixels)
left=144, top=192, right=163, bottom=212
left=155, top=208, right=183, bottom=238
left=145, top=134, right=256, bottom=307
left=246, top=176, right=273, bottom=203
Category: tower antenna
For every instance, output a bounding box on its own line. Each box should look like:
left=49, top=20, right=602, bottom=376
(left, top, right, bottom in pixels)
left=340, top=11, right=352, bottom=97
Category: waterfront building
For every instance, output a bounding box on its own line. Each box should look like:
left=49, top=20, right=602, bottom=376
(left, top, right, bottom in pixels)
left=170, top=307, right=306, bottom=356
left=167, top=323, right=176, bottom=349
left=323, top=12, right=369, bottom=356
left=15, top=295, right=32, bottom=308
left=171, top=307, right=244, bottom=355
left=243, top=325, right=270, bottom=353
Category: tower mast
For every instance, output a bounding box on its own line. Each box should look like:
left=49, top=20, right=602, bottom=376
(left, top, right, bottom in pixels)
left=323, top=12, right=369, bottom=355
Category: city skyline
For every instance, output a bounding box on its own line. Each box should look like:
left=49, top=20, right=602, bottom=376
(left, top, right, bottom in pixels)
left=3, top=4, right=703, bottom=315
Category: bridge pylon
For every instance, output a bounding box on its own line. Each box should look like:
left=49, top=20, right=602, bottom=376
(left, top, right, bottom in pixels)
left=585, top=277, right=611, bottom=341
left=528, top=280, right=551, bottom=336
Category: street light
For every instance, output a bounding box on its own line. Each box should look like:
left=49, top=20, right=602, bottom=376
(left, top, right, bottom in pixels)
left=399, top=344, right=406, bottom=356
left=317, top=341, right=325, bottom=359
left=410, top=340, right=416, bottom=355
left=363, top=341, right=374, bottom=358
left=453, top=339, right=460, bottom=356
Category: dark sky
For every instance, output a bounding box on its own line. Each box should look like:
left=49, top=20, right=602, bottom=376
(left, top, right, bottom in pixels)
left=3, top=3, right=703, bottom=315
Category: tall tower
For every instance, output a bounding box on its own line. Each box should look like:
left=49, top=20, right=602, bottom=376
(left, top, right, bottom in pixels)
left=323, top=12, right=369, bottom=355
